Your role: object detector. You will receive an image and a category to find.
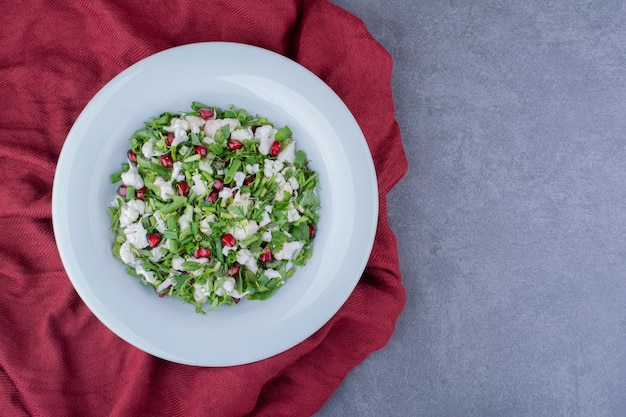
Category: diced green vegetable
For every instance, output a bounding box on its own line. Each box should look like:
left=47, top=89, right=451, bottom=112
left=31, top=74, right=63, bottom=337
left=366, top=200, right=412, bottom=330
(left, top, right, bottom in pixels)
left=108, top=102, right=320, bottom=313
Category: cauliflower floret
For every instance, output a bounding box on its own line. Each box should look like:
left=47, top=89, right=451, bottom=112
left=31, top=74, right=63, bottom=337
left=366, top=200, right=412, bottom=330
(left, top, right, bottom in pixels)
left=121, top=164, right=144, bottom=189
left=178, top=209, right=192, bottom=232
left=230, top=220, right=259, bottom=241
left=229, top=191, right=252, bottom=216
left=164, top=118, right=190, bottom=146
left=171, top=257, right=185, bottom=271
left=193, top=282, right=211, bottom=303
left=153, top=210, right=166, bottom=233
left=231, top=127, right=253, bottom=141
left=277, top=142, right=296, bottom=164
left=141, top=140, right=162, bottom=158
left=214, top=277, right=248, bottom=299
left=154, top=177, right=175, bottom=201
left=157, top=277, right=175, bottom=293
left=246, top=163, right=259, bottom=174
left=135, top=263, right=156, bottom=284
left=274, top=241, right=304, bottom=261
left=254, top=125, right=277, bottom=155
left=264, top=159, right=284, bottom=178
left=262, top=230, right=272, bottom=242
left=289, top=177, right=299, bottom=191
left=259, top=211, right=272, bottom=227
left=222, top=245, right=236, bottom=257
left=119, top=199, right=146, bottom=228
left=123, top=221, right=149, bottom=248
left=171, top=162, right=184, bottom=182
left=185, top=115, right=205, bottom=134
left=203, top=118, right=241, bottom=140
left=119, top=241, right=135, bottom=265
left=191, top=173, right=207, bottom=196
left=236, top=248, right=258, bottom=274
left=286, top=205, right=301, bottom=222
left=233, top=171, right=246, bottom=189
left=150, top=246, right=165, bottom=262
left=263, top=269, right=281, bottom=280
left=199, top=214, right=216, bottom=234
left=164, top=117, right=189, bottom=132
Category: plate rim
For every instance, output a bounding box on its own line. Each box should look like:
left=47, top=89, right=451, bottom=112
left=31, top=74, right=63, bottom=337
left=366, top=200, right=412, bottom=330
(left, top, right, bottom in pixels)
left=52, top=41, right=378, bottom=366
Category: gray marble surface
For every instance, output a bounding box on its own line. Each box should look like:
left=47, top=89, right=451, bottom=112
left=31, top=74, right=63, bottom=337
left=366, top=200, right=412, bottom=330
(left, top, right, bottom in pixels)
left=318, top=1, right=626, bottom=416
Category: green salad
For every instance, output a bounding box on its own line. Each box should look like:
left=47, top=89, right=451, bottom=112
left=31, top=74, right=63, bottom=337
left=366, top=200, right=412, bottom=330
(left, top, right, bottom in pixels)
left=108, top=102, right=320, bottom=313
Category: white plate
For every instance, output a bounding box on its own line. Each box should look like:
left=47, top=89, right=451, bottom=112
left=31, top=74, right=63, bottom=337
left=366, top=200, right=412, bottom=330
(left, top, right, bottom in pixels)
left=52, top=42, right=377, bottom=366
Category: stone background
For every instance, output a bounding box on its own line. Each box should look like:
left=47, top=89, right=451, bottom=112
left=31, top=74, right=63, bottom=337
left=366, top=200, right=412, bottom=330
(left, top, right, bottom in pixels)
left=318, top=1, right=626, bottom=416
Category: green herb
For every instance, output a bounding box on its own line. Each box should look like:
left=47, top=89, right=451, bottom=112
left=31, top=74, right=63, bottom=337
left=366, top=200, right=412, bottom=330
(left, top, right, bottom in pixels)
left=274, top=126, right=292, bottom=141
left=110, top=171, right=123, bottom=183
left=108, top=102, right=320, bottom=313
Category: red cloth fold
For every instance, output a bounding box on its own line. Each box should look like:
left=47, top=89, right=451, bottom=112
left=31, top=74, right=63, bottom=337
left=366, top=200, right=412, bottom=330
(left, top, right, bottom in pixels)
left=0, top=0, right=407, bottom=415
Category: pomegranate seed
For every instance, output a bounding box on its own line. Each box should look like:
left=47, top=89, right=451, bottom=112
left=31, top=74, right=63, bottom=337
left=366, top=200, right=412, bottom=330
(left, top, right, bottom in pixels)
left=177, top=181, right=190, bottom=196
left=221, top=233, right=236, bottom=247
left=243, top=176, right=254, bottom=186
left=194, top=247, right=211, bottom=258
left=127, top=150, right=137, bottom=163
left=198, top=107, right=214, bottom=120
left=160, top=155, right=173, bottom=167
left=118, top=185, right=128, bottom=197
left=195, top=145, right=207, bottom=157
left=166, top=132, right=174, bottom=146
left=206, top=191, right=218, bottom=203
left=158, top=285, right=172, bottom=298
left=259, top=247, right=273, bottom=263
left=188, top=278, right=195, bottom=285
left=136, top=186, right=148, bottom=199
left=227, top=140, right=243, bottom=150
left=308, top=224, right=316, bottom=239
left=232, top=297, right=240, bottom=304
left=147, top=233, right=162, bottom=248
left=269, top=141, right=281, bottom=157
left=213, top=179, right=224, bottom=191
left=228, top=263, right=241, bottom=277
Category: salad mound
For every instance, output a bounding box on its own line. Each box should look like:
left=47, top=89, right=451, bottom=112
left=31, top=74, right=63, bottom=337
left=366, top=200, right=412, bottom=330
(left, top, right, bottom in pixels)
left=108, top=102, right=320, bottom=313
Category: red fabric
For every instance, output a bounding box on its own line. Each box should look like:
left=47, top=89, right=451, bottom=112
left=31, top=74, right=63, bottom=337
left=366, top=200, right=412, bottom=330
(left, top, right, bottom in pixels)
left=0, top=1, right=408, bottom=416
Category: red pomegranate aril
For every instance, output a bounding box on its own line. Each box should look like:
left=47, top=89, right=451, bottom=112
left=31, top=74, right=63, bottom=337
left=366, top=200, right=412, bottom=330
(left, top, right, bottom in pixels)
left=232, top=297, right=240, bottom=304
left=127, top=150, right=137, bottom=163
left=259, top=247, right=273, bottom=263
left=228, top=263, right=241, bottom=277
left=227, top=140, right=243, bottom=150
left=269, top=141, right=281, bottom=157
left=213, top=179, right=224, bottom=191
left=206, top=191, right=218, bottom=203
left=147, top=233, right=162, bottom=248
left=243, top=176, right=254, bottom=186
left=158, top=285, right=172, bottom=298
left=195, top=145, right=207, bottom=157
left=221, top=233, right=236, bottom=247
left=194, top=247, right=211, bottom=258
left=308, top=224, right=316, bottom=239
left=135, top=186, right=148, bottom=199
left=160, top=155, right=174, bottom=167
left=166, top=132, right=174, bottom=146
left=118, top=184, right=128, bottom=197
left=177, top=181, right=190, bottom=196
left=198, top=107, right=214, bottom=120
left=188, top=278, right=195, bottom=285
